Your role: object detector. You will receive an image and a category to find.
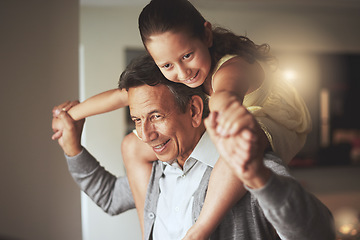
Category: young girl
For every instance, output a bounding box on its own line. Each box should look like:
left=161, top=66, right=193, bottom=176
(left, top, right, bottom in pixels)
left=53, top=0, right=311, bottom=239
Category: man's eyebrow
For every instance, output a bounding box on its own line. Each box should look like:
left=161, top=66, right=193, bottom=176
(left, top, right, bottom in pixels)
left=148, top=110, right=160, bottom=115
left=130, top=110, right=161, bottom=119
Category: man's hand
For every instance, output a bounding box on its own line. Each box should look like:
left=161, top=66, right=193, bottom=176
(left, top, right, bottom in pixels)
left=205, top=108, right=272, bottom=189
left=51, top=100, right=80, bottom=140
left=53, top=110, right=85, bottom=157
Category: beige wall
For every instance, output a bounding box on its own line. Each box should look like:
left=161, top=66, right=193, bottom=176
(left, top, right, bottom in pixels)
left=199, top=3, right=360, bottom=53
left=79, top=6, right=143, bottom=240
left=0, top=1, right=81, bottom=239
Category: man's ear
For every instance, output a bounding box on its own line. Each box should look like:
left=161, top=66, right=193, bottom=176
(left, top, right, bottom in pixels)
left=203, top=21, right=213, bottom=48
left=190, top=95, right=204, bottom=128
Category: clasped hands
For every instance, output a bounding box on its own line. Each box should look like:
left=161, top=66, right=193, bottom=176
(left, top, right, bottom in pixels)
left=51, top=101, right=84, bottom=157
left=205, top=103, right=272, bottom=189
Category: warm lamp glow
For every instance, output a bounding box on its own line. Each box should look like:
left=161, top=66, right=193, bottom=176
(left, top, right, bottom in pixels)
left=339, top=224, right=355, bottom=235
left=334, top=207, right=360, bottom=238
left=283, top=69, right=297, bottom=82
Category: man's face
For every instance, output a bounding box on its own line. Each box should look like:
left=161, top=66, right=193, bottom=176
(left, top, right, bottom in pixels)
left=128, top=84, right=199, bottom=163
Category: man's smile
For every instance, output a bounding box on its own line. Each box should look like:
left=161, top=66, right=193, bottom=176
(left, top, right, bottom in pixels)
left=152, top=139, right=171, bottom=152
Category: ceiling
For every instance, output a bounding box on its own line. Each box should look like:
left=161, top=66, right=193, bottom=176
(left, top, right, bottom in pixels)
left=80, top=0, right=360, bottom=8
left=80, top=0, right=148, bottom=7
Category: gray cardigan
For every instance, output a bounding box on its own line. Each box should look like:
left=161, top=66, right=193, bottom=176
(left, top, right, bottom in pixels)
left=66, top=148, right=335, bottom=240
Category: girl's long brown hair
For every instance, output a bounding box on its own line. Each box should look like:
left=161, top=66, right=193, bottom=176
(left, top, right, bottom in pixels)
left=139, top=0, right=275, bottom=69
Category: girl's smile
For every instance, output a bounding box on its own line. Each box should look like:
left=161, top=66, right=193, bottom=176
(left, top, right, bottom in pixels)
left=182, top=70, right=199, bottom=85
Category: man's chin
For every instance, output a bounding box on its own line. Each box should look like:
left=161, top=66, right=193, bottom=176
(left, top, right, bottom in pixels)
left=156, top=156, right=168, bottom=162
left=155, top=154, right=175, bottom=163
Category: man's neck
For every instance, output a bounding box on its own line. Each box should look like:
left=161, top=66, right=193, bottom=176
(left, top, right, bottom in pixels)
left=176, top=126, right=206, bottom=168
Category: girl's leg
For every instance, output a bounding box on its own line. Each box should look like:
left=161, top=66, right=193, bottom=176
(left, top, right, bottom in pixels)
left=121, top=132, right=157, bottom=236
left=183, top=157, right=246, bottom=240
left=185, top=110, right=271, bottom=239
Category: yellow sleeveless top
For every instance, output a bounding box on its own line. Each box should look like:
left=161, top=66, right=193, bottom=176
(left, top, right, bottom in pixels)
left=211, top=55, right=312, bottom=163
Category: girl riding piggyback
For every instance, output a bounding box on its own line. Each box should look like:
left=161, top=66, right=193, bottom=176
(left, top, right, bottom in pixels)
left=136, top=1, right=311, bottom=238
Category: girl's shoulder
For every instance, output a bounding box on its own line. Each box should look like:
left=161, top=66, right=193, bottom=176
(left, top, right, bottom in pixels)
left=211, top=55, right=238, bottom=81
left=211, top=54, right=265, bottom=94
left=213, top=55, right=238, bottom=73
left=211, top=54, right=252, bottom=81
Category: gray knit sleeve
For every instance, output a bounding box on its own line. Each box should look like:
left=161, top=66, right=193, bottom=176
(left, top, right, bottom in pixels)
left=66, top=148, right=135, bottom=216
left=247, top=153, right=336, bottom=240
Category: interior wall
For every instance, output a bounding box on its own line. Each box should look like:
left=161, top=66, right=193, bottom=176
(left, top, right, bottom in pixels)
left=0, top=1, right=82, bottom=240
left=199, top=3, right=360, bottom=53
left=80, top=3, right=360, bottom=240
left=79, top=6, right=143, bottom=240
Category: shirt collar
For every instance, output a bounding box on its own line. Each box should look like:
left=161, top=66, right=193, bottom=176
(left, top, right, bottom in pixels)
left=162, top=131, right=219, bottom=169
left=188, top=131, right=219, bottom=168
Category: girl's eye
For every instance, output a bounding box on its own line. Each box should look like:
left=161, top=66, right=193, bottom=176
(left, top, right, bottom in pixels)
left=183, top=53, right=192, bottom=60
left=162, top=63, right=171, bottom=69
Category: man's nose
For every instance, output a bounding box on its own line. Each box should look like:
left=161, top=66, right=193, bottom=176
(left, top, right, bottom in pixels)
left=139, top=121, right=157, bottom=143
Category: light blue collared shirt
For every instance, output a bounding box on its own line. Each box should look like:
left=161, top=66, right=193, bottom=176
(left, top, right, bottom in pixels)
left=152, top=131, right=219, bottom=240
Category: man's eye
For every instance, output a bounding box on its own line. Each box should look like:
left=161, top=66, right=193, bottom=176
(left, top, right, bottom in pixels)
left=132, top=118, right=141, bottom=124
left=151, top=115, right=162, bottom=121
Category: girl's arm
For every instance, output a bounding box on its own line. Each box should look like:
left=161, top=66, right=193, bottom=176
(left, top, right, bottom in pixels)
left=52, top=88, right=128, bottom=141
left=54, top=88, right=128, bottom=121
left=209, top=57, right=263, bottom=137
left=209, top=57, right=249, bottom=109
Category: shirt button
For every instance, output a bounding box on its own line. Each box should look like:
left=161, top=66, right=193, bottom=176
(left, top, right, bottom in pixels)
left=175, top=207, right=180, bottom=212
left=148, top=212, right=155, bottom=219
left=181, top=174, right=186, bottom=178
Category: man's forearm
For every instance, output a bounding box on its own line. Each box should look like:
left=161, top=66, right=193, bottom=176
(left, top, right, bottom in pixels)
left=241, top=165, right=272, bottom=189
left=247, top=165, right=335, bottom=240
left=66, top=148, right=135, bottom=215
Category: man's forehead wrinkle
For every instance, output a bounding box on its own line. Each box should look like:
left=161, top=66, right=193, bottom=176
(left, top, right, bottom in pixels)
left=130, top=95, right=167, bottom=117
left=130, top=98, right=156, bottom=118
left=128, top=84, right=179, bottom=117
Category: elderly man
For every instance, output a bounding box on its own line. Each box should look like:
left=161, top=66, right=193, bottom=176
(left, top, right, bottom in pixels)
left=53, top=55, right=335, bottom=240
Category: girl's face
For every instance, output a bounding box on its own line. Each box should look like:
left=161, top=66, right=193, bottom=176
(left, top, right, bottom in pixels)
left=145, top=29, right=212, bottom=88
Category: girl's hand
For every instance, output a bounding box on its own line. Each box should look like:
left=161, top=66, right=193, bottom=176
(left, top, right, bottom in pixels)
left=217, top=97, right=248, bottom=137
left=51, top=100, right=80, bottom=140
left=52, top=100, right=79, bottom=117
left=205, top=109, right=271, bottom=187
left=205, top=110, right=258, bottom=172
left=208, top=91, right=247, bottom=137
left=209, top=91, right=269, bottom=152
